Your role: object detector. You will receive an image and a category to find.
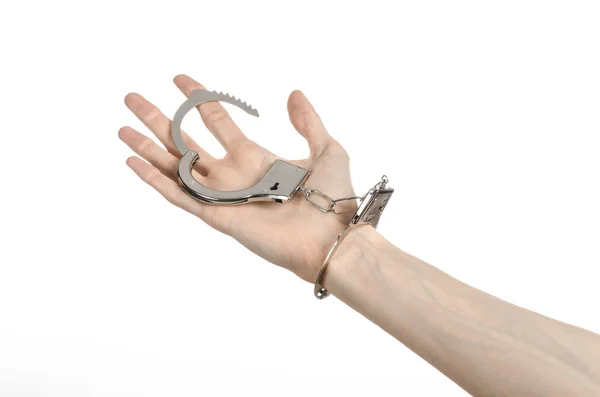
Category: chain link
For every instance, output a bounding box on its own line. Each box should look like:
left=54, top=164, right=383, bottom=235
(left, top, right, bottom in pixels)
left=298, top=186, right=363, bottom=214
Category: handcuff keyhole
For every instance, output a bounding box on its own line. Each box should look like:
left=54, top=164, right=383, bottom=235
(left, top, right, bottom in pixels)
left=270, top=182, right=280, bottom=191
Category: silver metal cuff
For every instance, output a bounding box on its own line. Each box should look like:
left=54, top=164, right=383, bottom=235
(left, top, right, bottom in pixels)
left=314, top=223, right=370, bottom=299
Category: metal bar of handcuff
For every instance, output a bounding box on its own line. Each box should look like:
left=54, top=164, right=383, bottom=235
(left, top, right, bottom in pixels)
left=314, top=222, right=371, bottom=299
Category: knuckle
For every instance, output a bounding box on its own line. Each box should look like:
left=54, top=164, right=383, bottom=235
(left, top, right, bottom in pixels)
left=167, top=157, right=180, bottom=174
left=142, top=105, right=162, bottom=123
left=204, top=107, right=229, bottom=126
left=158, top=162, right=178, bottom=181
left=144, top=166, right=161, bottom=185
left=137, top=136, right=154, bottom=155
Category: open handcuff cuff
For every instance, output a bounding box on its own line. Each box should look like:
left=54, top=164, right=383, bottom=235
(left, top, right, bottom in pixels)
left=171, top=89, right=394, bottom=299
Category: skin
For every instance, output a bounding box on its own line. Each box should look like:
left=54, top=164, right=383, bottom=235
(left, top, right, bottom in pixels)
left=120, top=74, right=600, bottom=396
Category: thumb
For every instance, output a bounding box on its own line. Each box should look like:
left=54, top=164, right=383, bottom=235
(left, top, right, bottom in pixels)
left=287, top=90, right=332, bottom=157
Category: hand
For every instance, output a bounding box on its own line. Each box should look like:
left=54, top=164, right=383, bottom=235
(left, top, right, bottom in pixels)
left=119, top=75, right=356, bottom=282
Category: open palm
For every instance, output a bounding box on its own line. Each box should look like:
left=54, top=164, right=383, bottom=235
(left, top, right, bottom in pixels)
left=120, top=75, right=356, bottom=282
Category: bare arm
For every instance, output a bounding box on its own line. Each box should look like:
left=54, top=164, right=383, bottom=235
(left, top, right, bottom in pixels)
left=121, top=75, right=600, bottom=396
left=326, top=225, right=600, bottom=396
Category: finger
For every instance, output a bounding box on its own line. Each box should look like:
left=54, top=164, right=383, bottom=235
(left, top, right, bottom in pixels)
left=124, top=92, right=216, bottom=173
left=173, top=74, right=247, bottom=149
left=287, top=90, right=332, bottom=157
left=119, top=126, right=180, bottom=180
left=119, top=126, right=208, bottom=181
left=126, top=156, right=216, bottom=224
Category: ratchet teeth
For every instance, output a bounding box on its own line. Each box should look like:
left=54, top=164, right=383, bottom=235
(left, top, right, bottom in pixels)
left=207, top=90, right=259, bottom=117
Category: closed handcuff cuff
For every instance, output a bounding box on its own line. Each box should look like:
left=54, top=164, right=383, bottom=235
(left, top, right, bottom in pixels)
left=171, top=89, right=394, bottom=299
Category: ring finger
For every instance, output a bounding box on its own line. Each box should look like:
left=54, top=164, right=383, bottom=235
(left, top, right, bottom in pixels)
left=118, top=126, right=206, bottom=183
left=124, top=92, right=215, bottom=175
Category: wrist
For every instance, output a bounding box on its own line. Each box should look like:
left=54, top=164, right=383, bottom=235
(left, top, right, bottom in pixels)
left=320, top=224, right=387, bottom=293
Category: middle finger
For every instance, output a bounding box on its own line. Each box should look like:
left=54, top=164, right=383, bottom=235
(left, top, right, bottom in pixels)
left=173, top=74, right=248, bottom=150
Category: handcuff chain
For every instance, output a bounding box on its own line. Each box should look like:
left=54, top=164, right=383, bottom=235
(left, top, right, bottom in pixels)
left=312, top=175, right=392, bottom=299
left=298, top=175, right=389, bottom=215
left=297, top=186, right=364, bottom=214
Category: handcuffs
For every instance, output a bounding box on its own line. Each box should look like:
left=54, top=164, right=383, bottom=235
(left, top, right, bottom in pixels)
left=171, top=89, right=394, bottom=299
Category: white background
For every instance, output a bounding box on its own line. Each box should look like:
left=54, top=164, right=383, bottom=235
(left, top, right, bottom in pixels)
left=1, top=1, right=599, bottom=396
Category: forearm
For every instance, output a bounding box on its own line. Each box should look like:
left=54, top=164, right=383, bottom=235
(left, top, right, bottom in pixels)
left=324, top=226, right=600, bottom=397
